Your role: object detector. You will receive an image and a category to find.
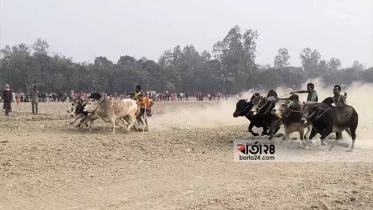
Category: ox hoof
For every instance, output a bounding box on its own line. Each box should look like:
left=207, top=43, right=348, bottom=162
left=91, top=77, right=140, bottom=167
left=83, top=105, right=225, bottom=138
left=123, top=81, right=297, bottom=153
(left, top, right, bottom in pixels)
left=321, top=142, right=328, bottom=146
left=303, top=146, right=310, bottom=150
left=329, top=148, right=333, bottom=151
left=252, top=133, right=259, bottom=137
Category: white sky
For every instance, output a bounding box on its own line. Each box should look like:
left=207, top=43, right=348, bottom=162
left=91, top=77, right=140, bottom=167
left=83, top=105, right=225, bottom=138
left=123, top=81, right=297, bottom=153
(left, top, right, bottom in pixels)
left=1, top=0, right=372, bottom=68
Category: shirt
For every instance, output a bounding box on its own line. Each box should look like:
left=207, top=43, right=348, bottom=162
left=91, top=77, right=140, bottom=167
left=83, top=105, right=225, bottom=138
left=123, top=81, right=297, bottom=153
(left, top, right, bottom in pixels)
left=134, top=91, right=143, bottom=100
left=1, top=89, right=12, bottom=102
left=307, top=91, right=318, bottom=102
left=136, top=98, right=154, bottom=109
left=31, top=90, right=39, bottom=102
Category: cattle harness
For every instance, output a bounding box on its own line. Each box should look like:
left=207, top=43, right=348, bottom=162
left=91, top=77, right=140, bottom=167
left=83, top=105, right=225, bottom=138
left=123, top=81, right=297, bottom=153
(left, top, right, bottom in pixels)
left=283, top=107, right=302, bottom=118
left=235, top=100, right=253, bottom=115
left=256, top=96, right=277, bottom=115
left=306, top=106, right=331, bottom=122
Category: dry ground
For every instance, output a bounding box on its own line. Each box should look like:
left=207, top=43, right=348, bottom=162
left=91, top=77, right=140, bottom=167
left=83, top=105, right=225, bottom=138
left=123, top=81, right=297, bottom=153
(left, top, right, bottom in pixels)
left=0, top=101, right=372, bottom=210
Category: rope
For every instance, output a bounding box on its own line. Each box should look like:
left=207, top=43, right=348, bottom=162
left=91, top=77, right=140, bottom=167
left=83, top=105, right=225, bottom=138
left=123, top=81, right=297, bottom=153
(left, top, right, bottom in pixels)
left=257, top=100, right=269, bottom=110
left=283, top=107, right=303, bottom=118
left=307, top=106, right=330, bottom=121
left=257, top=99, right=275, bottom=115
left=235, top=102, right=252, bottom=115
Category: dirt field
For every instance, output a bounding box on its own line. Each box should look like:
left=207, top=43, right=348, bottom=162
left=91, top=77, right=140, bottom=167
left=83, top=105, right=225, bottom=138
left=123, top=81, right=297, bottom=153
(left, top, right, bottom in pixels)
left=1, top=100, right=373, bottom=210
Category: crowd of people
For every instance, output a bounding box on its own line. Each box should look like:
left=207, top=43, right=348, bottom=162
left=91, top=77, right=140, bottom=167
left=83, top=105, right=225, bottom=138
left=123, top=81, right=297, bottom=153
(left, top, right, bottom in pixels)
left=0, top=83, right=237, bottom=118
left=0, top=90, right=70, bottom=104
left=195, top=92, right=228, bottom=101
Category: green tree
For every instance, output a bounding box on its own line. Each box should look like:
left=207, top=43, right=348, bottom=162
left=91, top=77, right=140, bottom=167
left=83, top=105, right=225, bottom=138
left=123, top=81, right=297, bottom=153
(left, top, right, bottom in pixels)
left=212, top=25, right=258, bottom=93
left=352, top=60, right=364, bottom=71
left=274, top=48, right=290, bottom=69
left=300, top=48, right=321, bottom=78
left=328, top=57, right=341, bottom=71
left=32, top=38, right=49, bottom=55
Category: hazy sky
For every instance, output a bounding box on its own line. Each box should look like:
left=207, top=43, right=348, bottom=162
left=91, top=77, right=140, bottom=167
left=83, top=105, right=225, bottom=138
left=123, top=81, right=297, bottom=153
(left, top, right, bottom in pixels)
left=1, top=0, right=372, bottom=68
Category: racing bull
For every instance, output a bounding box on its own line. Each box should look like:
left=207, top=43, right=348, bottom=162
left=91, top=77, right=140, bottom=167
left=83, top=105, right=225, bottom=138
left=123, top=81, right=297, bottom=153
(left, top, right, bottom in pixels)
left=301, top=102, right=358, bottom=151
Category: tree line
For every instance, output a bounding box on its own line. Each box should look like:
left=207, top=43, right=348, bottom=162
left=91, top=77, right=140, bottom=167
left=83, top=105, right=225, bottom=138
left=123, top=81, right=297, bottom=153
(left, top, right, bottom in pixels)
left=1, top=25, right=372, bottom=94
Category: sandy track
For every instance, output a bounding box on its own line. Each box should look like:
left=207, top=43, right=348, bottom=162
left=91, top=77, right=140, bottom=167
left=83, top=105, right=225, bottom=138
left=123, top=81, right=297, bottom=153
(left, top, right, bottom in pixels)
left=1, top=102, right=372, bottom=210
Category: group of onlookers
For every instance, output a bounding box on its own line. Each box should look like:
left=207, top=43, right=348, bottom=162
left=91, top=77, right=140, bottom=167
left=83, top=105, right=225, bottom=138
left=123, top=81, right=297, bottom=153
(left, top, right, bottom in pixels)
left=196, top=92, right=228, bottom=101
left=1, top=83, right=237, bottom=119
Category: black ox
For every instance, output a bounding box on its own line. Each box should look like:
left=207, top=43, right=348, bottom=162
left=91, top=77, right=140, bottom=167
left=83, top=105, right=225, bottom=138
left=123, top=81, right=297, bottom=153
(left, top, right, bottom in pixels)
left=249, top=90, right=282, bottom=140
left=301, top=101, right=358, bottom=151
left=233, top=90, right=281, bottom=139
left=233, top=93, right=270, bottom=136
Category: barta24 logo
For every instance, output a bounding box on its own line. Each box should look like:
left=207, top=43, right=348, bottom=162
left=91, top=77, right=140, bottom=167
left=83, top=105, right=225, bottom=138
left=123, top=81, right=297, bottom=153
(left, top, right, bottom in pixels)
left=236, top=141, right=276, bottom=161
left=238, top=141, right=275, bottom=155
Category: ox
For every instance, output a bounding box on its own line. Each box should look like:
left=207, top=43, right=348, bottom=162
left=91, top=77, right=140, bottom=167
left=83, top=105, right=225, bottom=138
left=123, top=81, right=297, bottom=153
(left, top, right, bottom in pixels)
left=67, top=93, right=101, bottom=127
left=301, top=102, right=358, bottom=151
left=321, top=96, right=347, bottom=139
left=83, top=96, right=137, bottom=134
left=79, top=98, right=138, bottom=130
left=272, top=94, right=313, bottom=148
left=233, top=93, right=271, bottom=136
left=248, top=90, right=282, bottom=139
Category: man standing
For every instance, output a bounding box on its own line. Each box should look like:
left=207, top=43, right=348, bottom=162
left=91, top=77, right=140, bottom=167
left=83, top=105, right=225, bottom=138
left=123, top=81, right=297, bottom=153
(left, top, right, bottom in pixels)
left=2, top=84, right=13, bottom=118
left=290, top=83, right=318, bottom=102
left=31, top=85, right=39, bottom=115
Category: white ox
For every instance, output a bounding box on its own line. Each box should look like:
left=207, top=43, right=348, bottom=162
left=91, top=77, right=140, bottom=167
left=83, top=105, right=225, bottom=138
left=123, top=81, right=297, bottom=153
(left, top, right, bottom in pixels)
left=83, top=97, right=138, bottom=134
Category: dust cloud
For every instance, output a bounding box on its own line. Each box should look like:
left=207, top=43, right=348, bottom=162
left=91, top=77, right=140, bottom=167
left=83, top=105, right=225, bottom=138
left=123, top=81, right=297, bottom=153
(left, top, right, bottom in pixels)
left=151, top=99, right=247, bottom=130
left=151, top=79, right=372, bottom=148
